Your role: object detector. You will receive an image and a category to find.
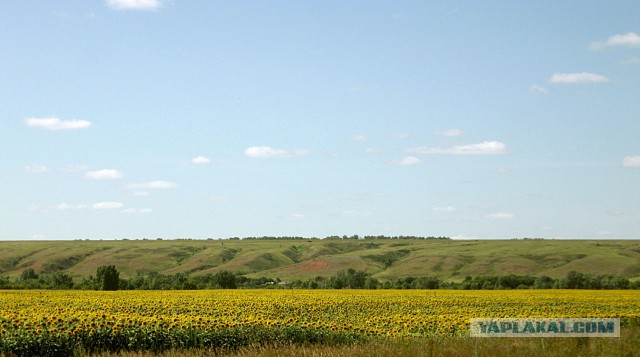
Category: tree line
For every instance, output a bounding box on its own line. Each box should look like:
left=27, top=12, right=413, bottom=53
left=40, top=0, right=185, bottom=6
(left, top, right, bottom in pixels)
left=1, top=266, right=637, bottom=290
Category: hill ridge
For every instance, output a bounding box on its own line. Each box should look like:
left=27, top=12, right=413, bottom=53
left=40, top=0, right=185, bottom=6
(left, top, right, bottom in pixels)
left=1, top=239, right=639, bottom=282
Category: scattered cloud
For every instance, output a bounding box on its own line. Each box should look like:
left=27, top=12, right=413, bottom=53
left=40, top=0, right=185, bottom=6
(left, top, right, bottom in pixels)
left=623, top=156, right=640, bottom=167
left=24, top=164, right=51, bottom=173
left=291, top=213, right=305, bottom=219
left=25, top=117, right=92, bottom=130
left=590, top=32, right=640, bottom=50
left=244, top=146, right=290, bottom=158
left=393, top=156, right=423, bottom=166
left=407, top=141, right=507, bottom=155
left=31, top=233, right=46, bottom=240
left=55, top=202, right=87, bottom=210
left=529, top=84, right=548, bottom=95
left=53, top=201, right=142, bottom=212
left=85, top=169, right=124, bottom=180
left=192, top=156, right=212, bottom=165
left=106, top=0, right=162, bottom=11
left=548, top=72, right=609, bottom=84
left=433, top=206, right=457, bottom=213
left=126, top=181, right=178, bottom=189
left=485, top=212, right=515, bottom=220
left=244, top=146, right=307, bottom=159
left=92, top=202, right=124, bottom=210
left=394, top=133, right=410, bottom=139
left=132, top=191, right=150, bottom=196
left=596, top=230, right=611, bottom=236
left=437, top=128, right=463, bottom=137
left=353, top=135, right=367, bottom=142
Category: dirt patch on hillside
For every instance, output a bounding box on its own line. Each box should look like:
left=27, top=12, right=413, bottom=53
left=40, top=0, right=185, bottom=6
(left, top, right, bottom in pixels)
left=281, top=258, right=330, bottom=274
left=303, top=259, right=330, bottom=272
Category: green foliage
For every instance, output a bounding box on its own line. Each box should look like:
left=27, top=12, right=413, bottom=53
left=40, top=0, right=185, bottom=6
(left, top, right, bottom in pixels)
left=42, top=272, right=74, bottom=289
left=3, top=266, right=639, bottom=291
left=213, top=270, right=237, bottom=289
left=220, top=248, right=239, bottom=262
left=96, top=265, right=120, bottom=291
left=19, top=268, right=39, bottom=281
left=365, top=249, right=411, bottom=268
left=0, top=325, right=367, bottom=357
left=40, top=255, right=86, bottom=274
left=283, top=245, right=302, bottom=263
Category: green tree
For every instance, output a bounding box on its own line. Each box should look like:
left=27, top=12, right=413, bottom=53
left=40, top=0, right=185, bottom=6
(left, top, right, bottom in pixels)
left=213, top=270, right=237, bottom=289
left=43, top=272, right=74, bottom=289
left=563, top=271, right=587, bottom=289
left=20, top=269, right=39, bottom=281
left=96, top=265, right=120, bottom=291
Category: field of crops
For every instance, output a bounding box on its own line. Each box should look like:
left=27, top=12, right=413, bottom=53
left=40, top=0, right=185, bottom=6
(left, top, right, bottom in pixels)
left=1, top=289, right=639, bottom=356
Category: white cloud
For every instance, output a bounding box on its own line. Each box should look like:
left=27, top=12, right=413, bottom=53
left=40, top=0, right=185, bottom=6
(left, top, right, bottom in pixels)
left=25, top=117, right=92, bottom=130
left=24, top=164, right=51, bottom=173
left=394, top=156, right=423, bottom=166
left=623, top=156, right=640, bottom=167
left=106, top=0, right=161, bottom=10
left=85, top=169, right=124, bottom=180
left=244, top=146, right=307, bottom=159
left=438, top=129, right=463, bottom=137
left=55, top=202, right=87, bottom=210
left=192, top=156, right=212, bottom=165
left=132, top=191, right=150, bottom=196
left=126, top=181, right=178, bottom=189
left=353, top=135, right=367, bottom=142
left=433, top=206, right=457, bottom=212
left=291, top=213, right=305, bottom=219
left=407, top=141, right=507, bottom=155
left=590, top=32, right=640, bottom=50
left=485, top=212, right=515, bottom=220
left=548, top=72, right=609, bottom=84
left=31, top=234, right=46, bottom=240
left=529, top=84, right=548, bottom=95
left=92, top=202, right=124, bottom=210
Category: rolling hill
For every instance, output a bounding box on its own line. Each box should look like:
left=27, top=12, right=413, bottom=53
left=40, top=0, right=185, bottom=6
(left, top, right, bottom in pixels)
left=1, top=238, right=639, bottom=282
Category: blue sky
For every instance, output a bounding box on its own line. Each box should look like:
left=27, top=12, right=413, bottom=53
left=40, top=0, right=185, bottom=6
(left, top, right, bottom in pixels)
left=1, top=1, right=639, bottom=240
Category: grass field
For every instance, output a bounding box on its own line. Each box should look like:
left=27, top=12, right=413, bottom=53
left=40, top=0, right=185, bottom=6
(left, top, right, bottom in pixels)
left=1, top=289, right=639, bottom=356
left=1, top=239, right=640, bottom=282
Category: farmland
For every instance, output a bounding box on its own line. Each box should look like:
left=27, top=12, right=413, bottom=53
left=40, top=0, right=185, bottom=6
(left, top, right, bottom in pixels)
left=1, top=289, right=639, bottom=356
left=1, top=238, right=640, bottom=283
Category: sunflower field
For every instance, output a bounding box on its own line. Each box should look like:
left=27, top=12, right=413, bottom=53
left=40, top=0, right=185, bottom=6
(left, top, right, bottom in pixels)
left=1, top=289, right=639, bottom=356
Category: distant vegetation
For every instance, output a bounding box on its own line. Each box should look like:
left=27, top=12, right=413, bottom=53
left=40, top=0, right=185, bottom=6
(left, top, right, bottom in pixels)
left=2, top=266, right=638, bottom=291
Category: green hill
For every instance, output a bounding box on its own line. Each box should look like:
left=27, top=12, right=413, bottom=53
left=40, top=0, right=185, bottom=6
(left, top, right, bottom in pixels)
left=1, top=238, right=639, bottom=282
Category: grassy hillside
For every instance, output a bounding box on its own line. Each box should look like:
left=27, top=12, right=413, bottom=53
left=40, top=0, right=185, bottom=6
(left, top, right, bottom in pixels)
left=1, top=239, right=639, bottom=282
